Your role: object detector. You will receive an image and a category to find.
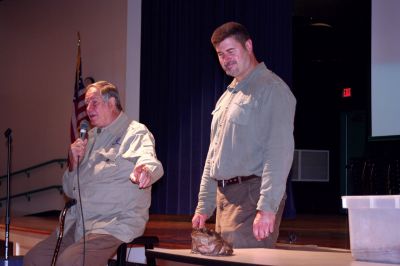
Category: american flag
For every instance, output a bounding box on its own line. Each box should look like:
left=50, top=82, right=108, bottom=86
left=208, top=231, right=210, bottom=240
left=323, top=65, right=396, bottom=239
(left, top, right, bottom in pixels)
left=70, top=33, right=88, bottom=143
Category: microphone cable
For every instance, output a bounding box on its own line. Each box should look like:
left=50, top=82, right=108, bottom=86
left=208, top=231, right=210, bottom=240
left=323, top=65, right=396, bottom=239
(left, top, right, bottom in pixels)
left=77, top=155, right=86, bottom=266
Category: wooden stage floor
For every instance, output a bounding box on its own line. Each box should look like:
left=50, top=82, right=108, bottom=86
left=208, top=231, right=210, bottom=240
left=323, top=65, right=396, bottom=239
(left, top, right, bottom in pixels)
left=145, top=214, right=350, bottom=249
left=1, top=213, right=351, bottom=254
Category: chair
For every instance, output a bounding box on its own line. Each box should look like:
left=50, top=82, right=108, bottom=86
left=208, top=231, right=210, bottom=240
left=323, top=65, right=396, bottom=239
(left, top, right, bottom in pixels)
left=115, top=236, right=159, bottom=266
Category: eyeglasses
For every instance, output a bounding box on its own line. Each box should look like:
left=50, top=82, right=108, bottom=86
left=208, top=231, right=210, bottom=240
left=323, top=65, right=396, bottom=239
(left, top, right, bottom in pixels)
left=85, top=97, right=105, bottom=108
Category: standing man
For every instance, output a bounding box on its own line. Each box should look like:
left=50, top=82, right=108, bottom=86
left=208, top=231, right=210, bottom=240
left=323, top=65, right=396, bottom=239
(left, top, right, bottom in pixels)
left=24, top=81, right=163, bottom=265
left=192, top=22, right=296, bottom=248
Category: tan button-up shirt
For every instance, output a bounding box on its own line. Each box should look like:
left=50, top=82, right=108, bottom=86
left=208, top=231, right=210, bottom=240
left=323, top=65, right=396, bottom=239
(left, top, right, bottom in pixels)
left=196, top=62, right=296, bottom=215
left=62, top=112, right=163, bottom=243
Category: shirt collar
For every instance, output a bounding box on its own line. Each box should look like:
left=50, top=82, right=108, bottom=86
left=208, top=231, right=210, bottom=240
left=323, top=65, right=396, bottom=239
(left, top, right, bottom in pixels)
left=227, top=62, right=267, bottom=92
left=94, top=111, right=128, bottom=136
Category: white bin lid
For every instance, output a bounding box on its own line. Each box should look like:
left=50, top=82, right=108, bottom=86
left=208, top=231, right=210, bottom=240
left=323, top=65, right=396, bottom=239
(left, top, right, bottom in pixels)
left=342, top=195, right=400, bottom=209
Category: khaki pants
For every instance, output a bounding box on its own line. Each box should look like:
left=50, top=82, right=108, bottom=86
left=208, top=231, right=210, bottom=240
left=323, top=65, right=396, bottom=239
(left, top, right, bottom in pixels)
left=216, top=177, right=286, bottom=248
left=23, top=229, right=123, bottom=266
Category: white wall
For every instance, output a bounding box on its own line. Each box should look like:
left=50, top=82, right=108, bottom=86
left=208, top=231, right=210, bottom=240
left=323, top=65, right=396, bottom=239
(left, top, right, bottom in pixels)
left=125, top=0, right=141, bottom=121
left=0, top=0, right=141, bottom=212
left=0, top=0, right=142, bottom=172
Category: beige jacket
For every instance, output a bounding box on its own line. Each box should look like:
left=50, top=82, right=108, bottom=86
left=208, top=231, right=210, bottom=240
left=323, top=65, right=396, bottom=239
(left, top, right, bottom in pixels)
left=63, top=112, right=163, bottom=243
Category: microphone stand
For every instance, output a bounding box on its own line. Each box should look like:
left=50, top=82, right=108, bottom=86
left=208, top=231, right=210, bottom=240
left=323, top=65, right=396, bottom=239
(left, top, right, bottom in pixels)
left=2, top=128, right=23, bottom=265
left=4, top=128, right=12, bottom=261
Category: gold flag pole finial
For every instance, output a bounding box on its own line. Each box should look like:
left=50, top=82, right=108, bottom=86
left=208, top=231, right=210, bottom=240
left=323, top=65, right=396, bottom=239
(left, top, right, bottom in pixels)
left=77, top=32, right=81, bottom=47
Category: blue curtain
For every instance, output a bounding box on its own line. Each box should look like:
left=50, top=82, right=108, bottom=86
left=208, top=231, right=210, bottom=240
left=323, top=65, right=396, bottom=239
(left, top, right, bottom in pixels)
left=140, top=0, right=293, bottom=214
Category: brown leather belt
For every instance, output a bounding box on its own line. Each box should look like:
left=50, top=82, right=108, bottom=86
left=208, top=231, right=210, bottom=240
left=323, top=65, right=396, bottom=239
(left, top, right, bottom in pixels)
left=217, top=175, right=260, bottom=188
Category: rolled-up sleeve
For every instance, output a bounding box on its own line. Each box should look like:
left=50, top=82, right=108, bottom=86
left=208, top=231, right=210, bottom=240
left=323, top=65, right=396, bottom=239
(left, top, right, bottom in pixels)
left=257, top=82, right=296, bottom=213
left=121, top=122, right=164, bottom=185
left=195, top=149, right=218, bottom=217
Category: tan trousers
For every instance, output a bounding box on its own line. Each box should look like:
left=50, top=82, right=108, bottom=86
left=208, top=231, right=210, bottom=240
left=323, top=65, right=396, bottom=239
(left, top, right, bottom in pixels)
left=23, top=229, right=123, bottom=266
left=216, top=177, right=286, bottom=248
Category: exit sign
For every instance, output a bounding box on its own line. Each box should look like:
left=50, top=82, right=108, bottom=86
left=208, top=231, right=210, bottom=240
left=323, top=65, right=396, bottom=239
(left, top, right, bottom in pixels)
left=342, top=87, right=352, bottom=98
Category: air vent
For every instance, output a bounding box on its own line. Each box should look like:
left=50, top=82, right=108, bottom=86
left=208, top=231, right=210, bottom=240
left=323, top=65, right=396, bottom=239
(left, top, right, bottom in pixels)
left=290, top=149, right=329, bottom=182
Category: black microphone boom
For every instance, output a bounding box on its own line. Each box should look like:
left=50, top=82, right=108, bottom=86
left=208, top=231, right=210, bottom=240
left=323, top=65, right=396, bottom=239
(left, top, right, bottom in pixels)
left=4, top=128, right=12, bottom=139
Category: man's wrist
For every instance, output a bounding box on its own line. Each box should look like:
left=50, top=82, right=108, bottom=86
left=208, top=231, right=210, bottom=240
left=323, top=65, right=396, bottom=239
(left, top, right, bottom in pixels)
left=257, top=209, right=275, bottom=215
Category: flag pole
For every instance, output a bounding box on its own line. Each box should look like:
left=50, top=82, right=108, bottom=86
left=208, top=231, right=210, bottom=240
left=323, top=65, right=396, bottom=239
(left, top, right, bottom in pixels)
left=76, top=32, right=81, bottom=92
left=71, top=31, right=88, bottom=143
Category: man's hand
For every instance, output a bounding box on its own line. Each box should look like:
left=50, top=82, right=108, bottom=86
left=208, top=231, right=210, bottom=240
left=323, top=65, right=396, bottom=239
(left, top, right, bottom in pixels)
left=192, top=213, right=208, bottom=229
left=68, top=138, right=88, bottom=171
left=130, top=164, right=152, bottom=189
left=253, top=210, right=276, bottom=241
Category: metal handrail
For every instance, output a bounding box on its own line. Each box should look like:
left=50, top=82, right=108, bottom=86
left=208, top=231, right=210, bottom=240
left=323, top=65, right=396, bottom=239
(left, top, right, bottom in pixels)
left=0, top=185, right=63, bottom=206
left=0, top=158, right=68, bottom=182
left=0, top=158, right=67, bottom=207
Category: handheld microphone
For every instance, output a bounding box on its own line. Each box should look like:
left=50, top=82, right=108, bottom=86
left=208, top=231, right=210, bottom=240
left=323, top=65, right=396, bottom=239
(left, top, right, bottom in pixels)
left=79, top=120, right=89, bottom=140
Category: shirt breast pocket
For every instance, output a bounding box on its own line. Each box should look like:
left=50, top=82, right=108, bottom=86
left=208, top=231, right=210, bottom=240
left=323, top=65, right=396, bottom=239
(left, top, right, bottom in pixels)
left=94, top=147, right=119, bottom=177
left=228, top=98, right=254, bottom=126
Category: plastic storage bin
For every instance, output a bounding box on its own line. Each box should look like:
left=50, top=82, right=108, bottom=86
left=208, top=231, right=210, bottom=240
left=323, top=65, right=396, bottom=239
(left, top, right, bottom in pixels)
left=342, top=195, right=400, bottom=264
